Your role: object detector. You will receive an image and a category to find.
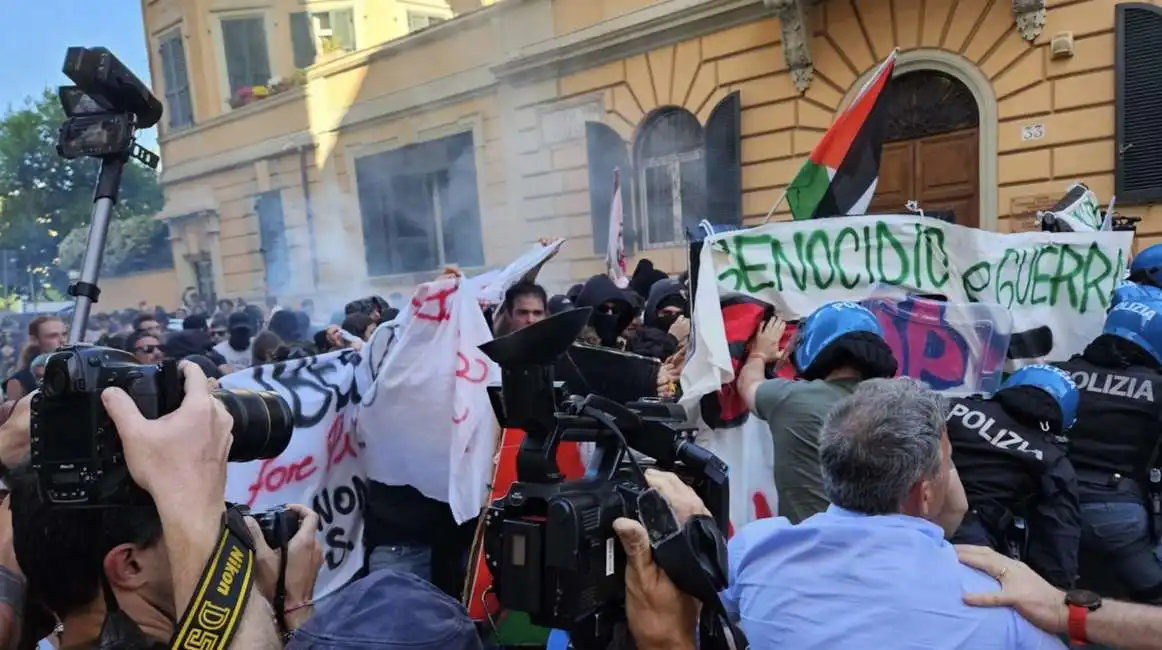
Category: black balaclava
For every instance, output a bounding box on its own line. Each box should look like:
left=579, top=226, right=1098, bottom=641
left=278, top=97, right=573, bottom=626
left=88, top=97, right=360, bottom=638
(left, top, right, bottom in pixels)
left=644, top=278, right=687, bottom=331
left=226, top=312, right=252, bottom=352
left=574, top=275, right=634, bottom=347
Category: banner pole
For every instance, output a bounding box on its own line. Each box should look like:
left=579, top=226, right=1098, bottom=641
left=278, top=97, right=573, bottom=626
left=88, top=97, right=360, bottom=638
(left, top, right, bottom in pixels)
left=761, top=188, right=789, bottom=225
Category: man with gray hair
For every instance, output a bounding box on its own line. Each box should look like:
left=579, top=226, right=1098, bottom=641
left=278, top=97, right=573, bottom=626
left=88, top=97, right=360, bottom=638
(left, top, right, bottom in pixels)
left=722, top=378, right=1066, bottom=649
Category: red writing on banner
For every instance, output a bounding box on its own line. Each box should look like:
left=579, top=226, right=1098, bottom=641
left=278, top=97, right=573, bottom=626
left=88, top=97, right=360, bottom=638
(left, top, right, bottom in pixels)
left=325, top=416, right=359, bottom=471
left=456, top=352, right=489, bottom=384
left=246, top=456, right=317, bottom=507
left=245, top=418, right=358, bottom=506
left=411, top=286, right=457, bottom=322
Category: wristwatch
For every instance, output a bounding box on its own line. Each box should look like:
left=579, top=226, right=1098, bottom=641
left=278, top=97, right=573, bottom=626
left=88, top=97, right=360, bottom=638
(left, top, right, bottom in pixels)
left=1065, top=589, right=1102, bottom=645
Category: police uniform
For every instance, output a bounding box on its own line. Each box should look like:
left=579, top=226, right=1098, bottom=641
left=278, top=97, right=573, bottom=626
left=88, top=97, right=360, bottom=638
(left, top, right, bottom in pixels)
left=1057, top=355, right=1162, bottom=601
left=948, top=396, right=1081, bottom=588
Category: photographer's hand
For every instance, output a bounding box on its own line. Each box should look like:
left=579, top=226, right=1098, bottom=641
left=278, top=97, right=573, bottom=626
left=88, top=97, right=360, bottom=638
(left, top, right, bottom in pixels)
left=613, top=469, right=707, bottom=650
left=614, top=518, right=698, bottom=650
left=104, top=362, right=280, bottom=648
left=0, top=498, right=24, bottom=650
left=104, top=362, right=231, bottom=517
left=645, top=469, right=710, bottom=523
left=244, top=505, right=322, bottom=632
left=0, top=394, right=33, bottom=470
left=279, top=505, right=323, bottom=630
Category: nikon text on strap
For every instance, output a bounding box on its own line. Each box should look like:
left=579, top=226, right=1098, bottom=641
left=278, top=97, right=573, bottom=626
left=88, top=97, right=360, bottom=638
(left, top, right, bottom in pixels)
left=170, top=507, right=255, bottom=650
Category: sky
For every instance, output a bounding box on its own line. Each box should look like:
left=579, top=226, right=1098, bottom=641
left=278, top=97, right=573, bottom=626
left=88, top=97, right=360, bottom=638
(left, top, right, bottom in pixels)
left=0, top=0, right=158, bottom=150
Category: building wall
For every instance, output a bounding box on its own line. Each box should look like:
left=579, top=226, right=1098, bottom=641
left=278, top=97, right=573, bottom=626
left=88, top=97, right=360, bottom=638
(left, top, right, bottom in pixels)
left=516, top=0, right=1150, bottom=291
left=99, top=268, right=182, bottom=311
left=146, top=0, right=1157, bottom=304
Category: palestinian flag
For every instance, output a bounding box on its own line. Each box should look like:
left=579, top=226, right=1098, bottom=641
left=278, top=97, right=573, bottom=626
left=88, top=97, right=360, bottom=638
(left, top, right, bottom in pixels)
left=787, top=49, right=898, bottom=220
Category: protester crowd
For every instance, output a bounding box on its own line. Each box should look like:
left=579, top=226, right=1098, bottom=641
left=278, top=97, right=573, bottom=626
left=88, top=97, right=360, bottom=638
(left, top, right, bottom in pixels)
left=5, top=239, right=1162, bottom=650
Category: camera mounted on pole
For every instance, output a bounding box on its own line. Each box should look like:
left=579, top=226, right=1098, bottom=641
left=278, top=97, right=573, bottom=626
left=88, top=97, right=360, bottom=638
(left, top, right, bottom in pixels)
left=55, top=46, right=162, bottom=343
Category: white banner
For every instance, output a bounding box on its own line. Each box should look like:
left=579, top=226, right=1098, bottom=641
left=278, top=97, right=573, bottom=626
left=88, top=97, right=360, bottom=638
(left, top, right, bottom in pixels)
left=683, top=214, right=1133, bottom=406
left=222, top=350, right=365, bottom=599
left=358, top=277, right=500, bottom=524
left=695, top=418, right=778, bottom=533
left=357, top=241, right=563, bottom=524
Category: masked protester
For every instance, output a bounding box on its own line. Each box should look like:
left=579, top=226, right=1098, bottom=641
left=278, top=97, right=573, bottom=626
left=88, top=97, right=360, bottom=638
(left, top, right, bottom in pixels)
left=739, top=302, right=899, bottom=524
left=213, top=312, right=254, bottom=370
left=643, top=278, right=688, bottom=332
left=573, top=275, right=635, bottom=349
left=948, top=364, right=1082, bottom=588
left=1057, top=300, right=1162, bottom=602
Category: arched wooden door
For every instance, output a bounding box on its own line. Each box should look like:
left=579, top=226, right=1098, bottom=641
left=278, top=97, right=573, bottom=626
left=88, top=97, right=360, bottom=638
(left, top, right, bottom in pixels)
left=867, top=70, right=981, bottom=228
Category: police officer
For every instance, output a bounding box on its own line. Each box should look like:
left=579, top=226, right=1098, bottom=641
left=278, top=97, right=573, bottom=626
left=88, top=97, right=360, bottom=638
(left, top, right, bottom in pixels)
left=1112, top=280, right=1162, bottom=308
left=1128, top=243, right=1162, bottom=289
left=948, top=364, right=1082, bottom=588
left=1058, top=299, right=1162, bottom=602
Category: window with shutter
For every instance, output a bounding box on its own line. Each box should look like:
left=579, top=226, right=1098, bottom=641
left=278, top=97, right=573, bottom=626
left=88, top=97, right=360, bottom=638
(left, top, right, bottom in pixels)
left=1116, top=4, right=1162, bottom=202
left=221, top=16, right=271, bottom=97
left=159, top=29, right=194, bottom=130
left=634, top=108, right=705, bottom=246
left=586, top=122, right=634, bottom=256
left=703, top=91, right=742, bottom=226
left=290, top=12, right=317, bottom=68
left=354, top=132, right=484, bottom=276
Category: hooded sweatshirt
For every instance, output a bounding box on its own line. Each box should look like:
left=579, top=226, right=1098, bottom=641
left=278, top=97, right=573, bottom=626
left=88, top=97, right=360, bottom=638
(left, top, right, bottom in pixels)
left=573, top=275, right=635, bottom=347
left=643, top=278, right=687, bottom=330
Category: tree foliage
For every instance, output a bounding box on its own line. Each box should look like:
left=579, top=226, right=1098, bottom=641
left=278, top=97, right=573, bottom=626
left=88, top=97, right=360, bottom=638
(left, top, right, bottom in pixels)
left=0, top=89, right=163, bottom=297
left=58, top=213, right=173, bottom=276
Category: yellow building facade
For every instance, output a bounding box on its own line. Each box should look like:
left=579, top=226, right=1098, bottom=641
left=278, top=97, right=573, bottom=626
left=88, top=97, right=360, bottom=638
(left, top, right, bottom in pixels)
left=143, top=0, right=1162, bottom=306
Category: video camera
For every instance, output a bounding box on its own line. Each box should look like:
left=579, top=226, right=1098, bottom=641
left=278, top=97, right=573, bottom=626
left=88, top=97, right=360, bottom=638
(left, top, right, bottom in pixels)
left=29, top=346, right=293, bottom=507
left=56, top=47, right=161, bottom=166
left=54, top=47, right=162, bottom=345
left=479, top=308, right=743, bottom=650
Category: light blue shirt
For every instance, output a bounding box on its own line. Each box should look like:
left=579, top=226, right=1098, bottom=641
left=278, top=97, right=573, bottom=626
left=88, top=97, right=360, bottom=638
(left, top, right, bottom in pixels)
left=722, top=505, right=1066, bottom=649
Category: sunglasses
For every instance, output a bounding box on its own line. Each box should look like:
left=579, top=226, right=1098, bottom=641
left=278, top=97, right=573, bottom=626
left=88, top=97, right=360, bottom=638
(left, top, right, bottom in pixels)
left=135, top=345, right=159, bottom=354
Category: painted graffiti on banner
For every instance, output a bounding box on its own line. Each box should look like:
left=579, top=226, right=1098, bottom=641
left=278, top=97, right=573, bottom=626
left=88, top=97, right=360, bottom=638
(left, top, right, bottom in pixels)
left=683, top=215, right=1132, bottom=409
left=358, top=277, right=500, bottom=524
left=222, top=349, right=365, bottom=599
left=713, top=218, right=1125, bottom=318
left=863, top=296, right=1011, bottom=395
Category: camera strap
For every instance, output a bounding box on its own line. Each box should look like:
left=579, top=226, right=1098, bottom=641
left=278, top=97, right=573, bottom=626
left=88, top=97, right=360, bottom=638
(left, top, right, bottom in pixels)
left=274, top=539, right=289, bottom=634
left=169, top=506, right=255, bottom=650
left=653, top=514, right=749, bottom=650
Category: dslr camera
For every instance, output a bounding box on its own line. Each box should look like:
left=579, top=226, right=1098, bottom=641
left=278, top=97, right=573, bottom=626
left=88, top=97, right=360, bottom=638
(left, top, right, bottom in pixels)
left=236, top=504, right=302, bottom=549
left=479, top=308, right=742, bottom=650
left=29, top=346, right=294, bottom=507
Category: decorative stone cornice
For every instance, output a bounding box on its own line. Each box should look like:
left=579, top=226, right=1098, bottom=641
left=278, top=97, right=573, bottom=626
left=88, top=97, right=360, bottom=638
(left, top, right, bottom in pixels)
left=764, top=0, right=814, bottom=91
left=492, top=0, right=774, bottom=84
left=1012, top=0, right=1046, bottom=41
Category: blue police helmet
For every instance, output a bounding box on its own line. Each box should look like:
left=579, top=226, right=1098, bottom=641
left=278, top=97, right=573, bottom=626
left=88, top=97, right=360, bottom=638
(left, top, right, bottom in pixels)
left=998, top=364, right=1080, bottom=431
left=1131, top=244, right=1162, bottom=288
left=1111, top=280, right=1162, bottom=308
left=792, top=301, right=885, bottom=373
left=1103, top=300, right=1162, bottom=366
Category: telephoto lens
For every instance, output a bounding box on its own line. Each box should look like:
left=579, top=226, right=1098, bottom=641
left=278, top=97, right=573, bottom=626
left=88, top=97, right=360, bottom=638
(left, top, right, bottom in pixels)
left=212, top=389, right=294, bottom=462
